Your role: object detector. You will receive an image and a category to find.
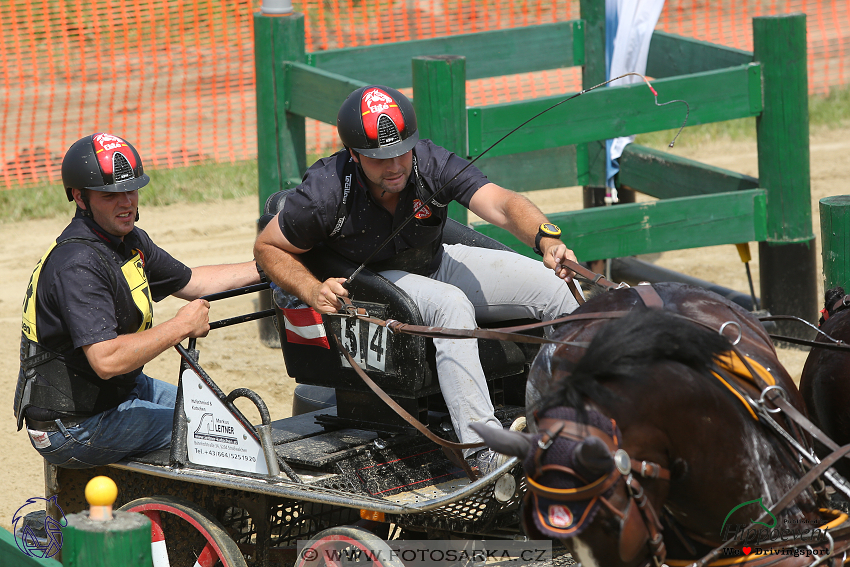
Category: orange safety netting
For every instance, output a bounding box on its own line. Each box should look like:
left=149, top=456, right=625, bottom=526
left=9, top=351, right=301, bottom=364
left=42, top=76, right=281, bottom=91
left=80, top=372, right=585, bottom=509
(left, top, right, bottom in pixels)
left=1, top=0, right=847, bottom=187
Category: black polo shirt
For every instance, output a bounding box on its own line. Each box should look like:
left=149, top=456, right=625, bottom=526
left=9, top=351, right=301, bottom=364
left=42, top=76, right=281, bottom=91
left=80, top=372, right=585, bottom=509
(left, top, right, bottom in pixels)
left=279, top=139, right=489, bottom=273
left=32, top=211, right=192, bottom=393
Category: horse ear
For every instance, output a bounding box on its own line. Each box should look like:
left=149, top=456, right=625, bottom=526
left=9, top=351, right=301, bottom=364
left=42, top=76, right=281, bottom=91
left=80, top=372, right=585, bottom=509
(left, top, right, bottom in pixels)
left=574, top=436, right=615, bottom=478
left=470, top=422, right=533, bottom=458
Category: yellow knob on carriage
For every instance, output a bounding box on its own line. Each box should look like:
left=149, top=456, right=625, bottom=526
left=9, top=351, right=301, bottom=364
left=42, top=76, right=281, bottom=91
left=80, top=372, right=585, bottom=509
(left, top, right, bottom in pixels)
left=85, top=476, right=117, bottom=521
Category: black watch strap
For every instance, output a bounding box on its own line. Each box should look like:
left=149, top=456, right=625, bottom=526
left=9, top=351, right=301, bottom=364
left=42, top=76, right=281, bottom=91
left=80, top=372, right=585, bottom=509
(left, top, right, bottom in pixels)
left=533, top=224, right=562, bottom=256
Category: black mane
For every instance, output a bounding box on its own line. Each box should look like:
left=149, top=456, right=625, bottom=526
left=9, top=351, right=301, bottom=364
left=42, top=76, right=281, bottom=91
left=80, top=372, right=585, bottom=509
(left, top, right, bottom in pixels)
left=544, top=308, right=733, bottom=414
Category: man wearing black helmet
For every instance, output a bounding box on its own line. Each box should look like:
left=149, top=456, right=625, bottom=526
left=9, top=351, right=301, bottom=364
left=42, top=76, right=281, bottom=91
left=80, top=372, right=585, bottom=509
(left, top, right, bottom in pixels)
left=255, top=86, right=581, bottom=452
left=15, top=133, right=261, bottom=467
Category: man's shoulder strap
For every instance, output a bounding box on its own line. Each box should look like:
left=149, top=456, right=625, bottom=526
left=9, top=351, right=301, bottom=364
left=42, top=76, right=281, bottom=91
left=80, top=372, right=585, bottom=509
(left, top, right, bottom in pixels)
left=329, top=153, right=358, bottom=239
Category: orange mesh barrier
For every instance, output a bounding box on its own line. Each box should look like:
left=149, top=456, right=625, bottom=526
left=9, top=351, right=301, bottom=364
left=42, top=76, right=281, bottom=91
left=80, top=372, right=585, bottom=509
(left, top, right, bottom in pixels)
left=1, top=0, right=847, bottom=186
left=0, top=0, right=257, bottom=187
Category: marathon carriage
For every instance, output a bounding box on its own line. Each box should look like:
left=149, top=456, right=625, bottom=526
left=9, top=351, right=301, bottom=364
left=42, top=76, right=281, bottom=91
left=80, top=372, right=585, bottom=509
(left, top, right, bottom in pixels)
left=44, top=191, right=549, bottom=567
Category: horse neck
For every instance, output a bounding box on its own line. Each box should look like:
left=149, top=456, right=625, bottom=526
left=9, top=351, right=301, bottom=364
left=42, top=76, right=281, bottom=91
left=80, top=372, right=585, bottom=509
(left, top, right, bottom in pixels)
left=608, top=364, right=818, bottom=541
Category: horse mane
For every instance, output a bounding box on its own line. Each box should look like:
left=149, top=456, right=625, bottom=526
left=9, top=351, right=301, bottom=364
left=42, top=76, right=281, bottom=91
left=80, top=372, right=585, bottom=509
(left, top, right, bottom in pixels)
left=543, top=308, right=733, bottom=419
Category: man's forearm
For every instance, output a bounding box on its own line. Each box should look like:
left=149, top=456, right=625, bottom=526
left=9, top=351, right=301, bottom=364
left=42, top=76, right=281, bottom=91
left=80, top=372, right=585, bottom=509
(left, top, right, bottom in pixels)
left=82, top=317, right=196, bottom=379
left=254, top=242, right=323, bottom=305
left=501, top=193, right=550, bottom=246
left=175, top=261, right=260, bottom=300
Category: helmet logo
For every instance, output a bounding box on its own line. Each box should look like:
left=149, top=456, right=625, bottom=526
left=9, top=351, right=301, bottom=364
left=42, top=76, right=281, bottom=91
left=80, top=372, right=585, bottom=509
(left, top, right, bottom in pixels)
left=92, top=133, right=138, bottom=180
left=360, top=88, right=405, bottom=147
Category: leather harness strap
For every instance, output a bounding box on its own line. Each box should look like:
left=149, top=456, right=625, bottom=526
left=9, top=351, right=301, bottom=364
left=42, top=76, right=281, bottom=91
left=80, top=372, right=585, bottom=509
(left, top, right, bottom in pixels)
left=695, top=443, right=850, bottom=567
left=633, top=282, right=665, bottom=310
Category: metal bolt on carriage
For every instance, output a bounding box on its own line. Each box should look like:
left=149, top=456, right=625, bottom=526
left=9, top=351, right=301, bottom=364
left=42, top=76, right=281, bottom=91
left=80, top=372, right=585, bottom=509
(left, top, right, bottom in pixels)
left=43, top=191, right=551, bottom=567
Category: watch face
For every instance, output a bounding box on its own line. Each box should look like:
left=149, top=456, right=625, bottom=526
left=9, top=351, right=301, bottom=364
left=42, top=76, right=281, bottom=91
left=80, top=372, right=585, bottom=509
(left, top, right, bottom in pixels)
left=541, top=223, right=561, bottom=236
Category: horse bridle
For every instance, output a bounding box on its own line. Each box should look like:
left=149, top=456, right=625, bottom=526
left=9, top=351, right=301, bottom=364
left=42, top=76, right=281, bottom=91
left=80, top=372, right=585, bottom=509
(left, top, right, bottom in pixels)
left=530, top=416, right=671, bottom=567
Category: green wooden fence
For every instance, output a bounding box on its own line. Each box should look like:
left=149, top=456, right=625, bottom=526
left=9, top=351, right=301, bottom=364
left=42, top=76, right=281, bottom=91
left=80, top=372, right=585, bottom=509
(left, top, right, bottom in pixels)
left=253, top=4, right=817, bottom=336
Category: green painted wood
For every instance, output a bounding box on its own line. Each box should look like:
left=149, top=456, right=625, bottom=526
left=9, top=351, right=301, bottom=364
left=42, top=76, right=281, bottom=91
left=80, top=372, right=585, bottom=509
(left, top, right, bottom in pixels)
left=474, top=146, right=580, bottom=192
left=412, top=55, right=467, bottom=223
left=755, top=14, right=817, bottom=330
left=306, top=22, right=583, bottom=88
left=467, top=64, right=762, bottom=158
left=254, top=13, right=307, bottom=214
left=62, top=511, right=152, bottom=567
left=0, top=528, right=61, bottom=566
left=617, top=144, right=759, bottom=199
left=646, top=31, right=752, bottom=79
left=472, top=189, right=767, bottom=261
left=820, top=196, right=850, bottom=292
left=284, top=62, right=367, bottom=125
left=580, top=0, right=607, bottom=189
left=753, top=14, right=812, bottom=243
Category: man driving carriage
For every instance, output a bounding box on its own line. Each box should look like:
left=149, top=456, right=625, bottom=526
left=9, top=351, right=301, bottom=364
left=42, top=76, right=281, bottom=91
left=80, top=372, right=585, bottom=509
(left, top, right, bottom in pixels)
left=15, top=133, right=261, bottom=468
left=254, top=86, right=582, bottom=455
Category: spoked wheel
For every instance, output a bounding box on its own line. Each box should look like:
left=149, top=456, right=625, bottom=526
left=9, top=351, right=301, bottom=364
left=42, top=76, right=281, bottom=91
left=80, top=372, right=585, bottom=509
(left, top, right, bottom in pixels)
left=119, top=496, right=247, bottom=567
left=296, top=526, right=404, bottom=567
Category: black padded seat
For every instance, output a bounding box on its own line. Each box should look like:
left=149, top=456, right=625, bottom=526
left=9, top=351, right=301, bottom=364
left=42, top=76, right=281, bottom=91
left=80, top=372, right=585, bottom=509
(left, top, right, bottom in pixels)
left=292, top=384, right=337, bottom=416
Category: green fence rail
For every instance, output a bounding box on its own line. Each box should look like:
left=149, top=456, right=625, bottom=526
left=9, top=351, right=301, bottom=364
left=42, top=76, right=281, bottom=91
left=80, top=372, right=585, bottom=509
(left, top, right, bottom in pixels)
left=254, top=4, right=817, bottom=337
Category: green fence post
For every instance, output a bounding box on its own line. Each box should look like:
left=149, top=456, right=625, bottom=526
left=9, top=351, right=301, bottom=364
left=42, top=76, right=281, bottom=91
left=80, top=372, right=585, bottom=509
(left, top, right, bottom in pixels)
left=820, top=196, right=850, bottom=293
left=753, top=14, right=818, bottom=338
left=254, top=11, right=307, bottom=215
left=254, top=9, right=305, bottom=348
left=579, top=0, right=606, bottom=206
left=412, top=55, right=468, bottom=224
left=61, top=477, right=152, bottom=567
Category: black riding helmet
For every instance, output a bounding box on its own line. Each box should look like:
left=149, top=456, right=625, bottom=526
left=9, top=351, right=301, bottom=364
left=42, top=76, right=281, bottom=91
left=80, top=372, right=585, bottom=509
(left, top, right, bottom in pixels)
left=337, top=86, right=418, bottom=159
left=61, top=133, right=150, bottom=201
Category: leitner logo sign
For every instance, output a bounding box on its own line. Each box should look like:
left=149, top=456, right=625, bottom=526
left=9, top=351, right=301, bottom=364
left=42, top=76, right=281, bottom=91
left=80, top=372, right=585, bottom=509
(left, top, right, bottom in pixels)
left=720, top=498, right=830, bottom=559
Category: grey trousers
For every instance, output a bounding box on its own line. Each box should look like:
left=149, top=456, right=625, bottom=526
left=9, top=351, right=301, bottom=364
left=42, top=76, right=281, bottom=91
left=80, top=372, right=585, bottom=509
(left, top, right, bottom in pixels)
left=380, top=243, right=581, bottom=453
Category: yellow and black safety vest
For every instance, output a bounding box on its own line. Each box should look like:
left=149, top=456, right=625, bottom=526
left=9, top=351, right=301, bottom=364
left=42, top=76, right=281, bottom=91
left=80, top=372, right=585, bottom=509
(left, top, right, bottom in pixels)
left=15, top=237, right=154, bottom=430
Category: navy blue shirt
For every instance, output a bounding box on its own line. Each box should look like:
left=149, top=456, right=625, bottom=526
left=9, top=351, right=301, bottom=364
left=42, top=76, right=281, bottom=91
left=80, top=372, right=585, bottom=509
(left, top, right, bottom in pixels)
left=279, top=140, right=489, bottom=274
left=32, top=211, right=192, bottom=391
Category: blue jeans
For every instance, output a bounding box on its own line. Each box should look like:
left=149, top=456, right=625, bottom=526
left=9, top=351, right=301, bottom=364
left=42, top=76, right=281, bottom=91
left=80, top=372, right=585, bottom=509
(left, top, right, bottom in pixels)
left=30, top=373, right=177, bottom=468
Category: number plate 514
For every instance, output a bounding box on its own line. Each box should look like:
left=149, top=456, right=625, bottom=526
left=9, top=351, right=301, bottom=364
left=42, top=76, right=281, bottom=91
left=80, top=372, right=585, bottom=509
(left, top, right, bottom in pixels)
left=338, top=318, right=390, bottom=372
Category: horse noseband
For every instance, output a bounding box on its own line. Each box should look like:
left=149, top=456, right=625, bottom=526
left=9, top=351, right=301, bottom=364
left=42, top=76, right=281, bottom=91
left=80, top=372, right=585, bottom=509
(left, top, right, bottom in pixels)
left=534, top=416, right=671, bottom=567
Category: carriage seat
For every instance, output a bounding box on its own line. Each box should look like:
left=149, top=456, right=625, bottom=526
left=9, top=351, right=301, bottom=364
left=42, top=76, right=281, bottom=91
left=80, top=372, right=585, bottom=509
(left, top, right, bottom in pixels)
left=260, top=189, right=537, bottom=429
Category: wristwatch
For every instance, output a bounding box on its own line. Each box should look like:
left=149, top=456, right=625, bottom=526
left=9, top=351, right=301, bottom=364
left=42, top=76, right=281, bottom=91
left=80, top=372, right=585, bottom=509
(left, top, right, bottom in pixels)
left=533, top=223, right=562, bottom=256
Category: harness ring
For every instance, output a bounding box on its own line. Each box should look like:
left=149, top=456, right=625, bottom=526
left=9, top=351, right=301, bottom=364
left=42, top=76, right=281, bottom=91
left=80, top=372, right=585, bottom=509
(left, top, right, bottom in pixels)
left=759, top=385, right=789, bottom=414
left=718, top=321, right=742, bottom=345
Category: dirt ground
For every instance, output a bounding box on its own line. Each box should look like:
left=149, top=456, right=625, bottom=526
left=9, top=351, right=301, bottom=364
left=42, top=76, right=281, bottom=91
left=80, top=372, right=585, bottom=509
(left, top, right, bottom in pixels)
left=0, top=127, right=846, bottom=532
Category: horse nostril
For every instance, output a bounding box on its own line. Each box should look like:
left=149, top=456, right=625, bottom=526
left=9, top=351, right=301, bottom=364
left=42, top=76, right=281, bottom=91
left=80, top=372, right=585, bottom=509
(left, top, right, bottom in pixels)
left=574, top=436, right=615, bottom=479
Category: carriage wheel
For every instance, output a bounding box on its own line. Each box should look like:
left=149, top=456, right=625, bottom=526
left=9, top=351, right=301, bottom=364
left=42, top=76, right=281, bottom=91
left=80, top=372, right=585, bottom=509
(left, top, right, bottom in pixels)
left=296, top=526, right=404, bottom=567
left=119, top=496, right=247, bottom=567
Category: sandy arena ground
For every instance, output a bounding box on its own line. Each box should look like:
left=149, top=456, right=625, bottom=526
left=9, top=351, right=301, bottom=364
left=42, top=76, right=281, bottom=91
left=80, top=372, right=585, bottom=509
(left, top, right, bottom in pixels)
left=0, top=128, right=846, bottom=531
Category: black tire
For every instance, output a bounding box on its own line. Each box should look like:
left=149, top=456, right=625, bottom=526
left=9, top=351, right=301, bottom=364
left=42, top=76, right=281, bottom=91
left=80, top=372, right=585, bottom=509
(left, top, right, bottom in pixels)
left=119, top=495, right=247, bottom=567
left=296, top=526, right=404, bottom=567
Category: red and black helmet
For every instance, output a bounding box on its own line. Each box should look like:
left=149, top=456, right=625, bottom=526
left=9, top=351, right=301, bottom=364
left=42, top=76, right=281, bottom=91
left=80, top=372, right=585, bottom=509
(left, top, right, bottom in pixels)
left=337, top=85, right=418, bottom=159
left=61, top=133, right=150, bottom=201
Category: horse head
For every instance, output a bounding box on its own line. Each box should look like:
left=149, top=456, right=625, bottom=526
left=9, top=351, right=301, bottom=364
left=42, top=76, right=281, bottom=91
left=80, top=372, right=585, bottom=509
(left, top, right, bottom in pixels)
left=476, top=291, right=822, bottom=567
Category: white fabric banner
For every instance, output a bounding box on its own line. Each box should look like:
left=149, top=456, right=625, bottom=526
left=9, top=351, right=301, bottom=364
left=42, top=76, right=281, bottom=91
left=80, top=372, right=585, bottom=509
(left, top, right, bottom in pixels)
left=606, top=0, right=665, bottom=189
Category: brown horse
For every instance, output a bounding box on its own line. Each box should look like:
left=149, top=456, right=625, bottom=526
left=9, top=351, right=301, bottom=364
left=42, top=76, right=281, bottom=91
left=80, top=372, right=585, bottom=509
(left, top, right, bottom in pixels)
left=800, top=286, right=850, bottom=480
left=473, top=282, right=836, bottom=567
